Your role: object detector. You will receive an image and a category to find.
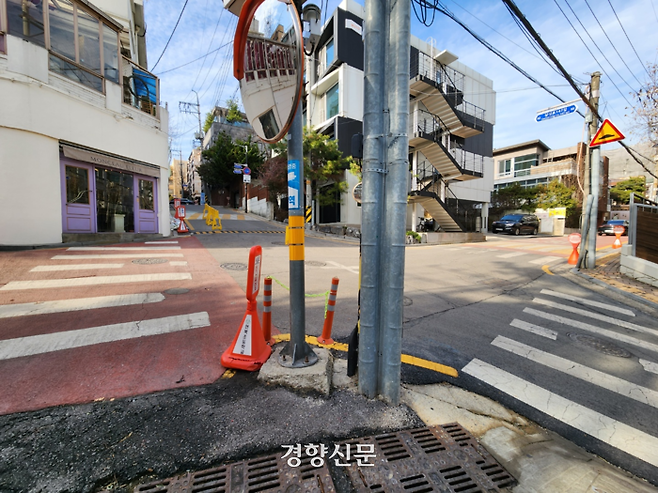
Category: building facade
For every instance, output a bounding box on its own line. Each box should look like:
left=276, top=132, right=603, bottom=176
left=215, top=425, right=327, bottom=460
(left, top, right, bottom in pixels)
left=305, top=0, right=496, bottom=232
left=0, top=0, right=169, bottom=246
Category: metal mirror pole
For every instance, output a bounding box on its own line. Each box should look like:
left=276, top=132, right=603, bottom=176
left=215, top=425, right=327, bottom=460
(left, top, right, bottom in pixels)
left=278, top=104, right=318, bottom=368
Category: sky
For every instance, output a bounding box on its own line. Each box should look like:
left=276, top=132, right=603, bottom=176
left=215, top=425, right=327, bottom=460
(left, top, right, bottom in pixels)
left=143, top=0, right=658, bottom=163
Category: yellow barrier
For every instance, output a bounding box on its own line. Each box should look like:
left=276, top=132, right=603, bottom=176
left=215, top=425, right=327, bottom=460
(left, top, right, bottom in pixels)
left=202, top=204, right=211, bottom=220
left=205, top=207, right=222, bottom=231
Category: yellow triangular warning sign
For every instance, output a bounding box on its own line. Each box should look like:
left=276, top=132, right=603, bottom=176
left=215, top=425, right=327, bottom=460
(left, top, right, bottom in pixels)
left=590, top=119, right=625, bottom=147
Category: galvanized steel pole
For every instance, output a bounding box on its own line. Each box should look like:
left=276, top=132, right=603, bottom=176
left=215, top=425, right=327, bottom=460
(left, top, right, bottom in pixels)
left=358, top=0, right=387, bottom=398
left=379, top=0, right=410, bottom=405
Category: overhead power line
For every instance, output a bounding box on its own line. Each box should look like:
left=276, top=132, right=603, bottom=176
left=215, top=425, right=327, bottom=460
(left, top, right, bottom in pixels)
left=151, top=0, right=191, bottom=71
left=606, top=0, right=652, bottom=78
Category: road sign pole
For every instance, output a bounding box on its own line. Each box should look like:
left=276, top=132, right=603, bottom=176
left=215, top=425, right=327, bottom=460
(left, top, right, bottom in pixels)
left=585, top=72, right=601, bottom=269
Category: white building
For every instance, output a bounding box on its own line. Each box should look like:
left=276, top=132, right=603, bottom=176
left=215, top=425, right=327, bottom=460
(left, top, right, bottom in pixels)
left=0, top=0, right=169, bottom=246
left=305, top=0, right=496, bottom=232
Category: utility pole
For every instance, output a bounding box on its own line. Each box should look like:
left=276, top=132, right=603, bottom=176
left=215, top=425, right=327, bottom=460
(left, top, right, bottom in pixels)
left=179, top=89, right=203, bottom=144
left=581, top=72, right=601, bottom=269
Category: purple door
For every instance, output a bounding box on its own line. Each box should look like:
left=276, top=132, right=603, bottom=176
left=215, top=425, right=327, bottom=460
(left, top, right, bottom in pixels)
left=135, top=177, right=158, bottom=233
left=61, top=162, right=95, bottom=233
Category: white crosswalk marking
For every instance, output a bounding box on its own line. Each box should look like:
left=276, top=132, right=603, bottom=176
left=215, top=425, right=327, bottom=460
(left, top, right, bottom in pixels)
left=523, top=307, right=658, bottom=354
left=462, top=358, right=658, bottom=468
left=509, top=319, right=557, bottom=339
left=169, top=261, right=188, bottom=266
left=0, top=312, right=210, bottom=360
left=52, top=253, right=184, bottom=259
left=528, top=256, right=561, bottom=265
left=491, top=336, right=658, bottom=408
left=639, top=360, right=658, bottom=375
left=497, top=252, right=527, bottom=258
left=145, top=241, right=179, bottom=244
left=0, top=293, right=165, bottom=318
left=30, top=264, right=124, bottom=272
left=533, top=298, right=653, bottom=335
left=539, top=289, right=635, bottom=316
left=67, top=246, right=181, bottom=251
left=0, top=273, right=192, bottom=291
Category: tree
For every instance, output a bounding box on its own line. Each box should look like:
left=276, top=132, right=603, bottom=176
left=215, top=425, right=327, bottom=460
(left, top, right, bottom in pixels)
left=535, top=179, right=577, bottom=215
left=610, top=176, right=646, bottom=204
left=490, top=182, right=539, bottom=214
left=629, top=62, right=658, bottom=147
left=225, top=98, right=243, bottom=123
left=202, top=110, right=215, bottom=133
left=197, top=131, right=263, bottom=198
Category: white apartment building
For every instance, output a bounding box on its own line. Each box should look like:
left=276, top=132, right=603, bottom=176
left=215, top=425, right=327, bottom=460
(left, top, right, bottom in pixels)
left=0, top=0, right=169, bottom=246
left=305, top=0, right=496, bottom=232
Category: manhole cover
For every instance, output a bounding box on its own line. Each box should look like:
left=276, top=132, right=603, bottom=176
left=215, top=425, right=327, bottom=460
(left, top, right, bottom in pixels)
left=164, top=288, right=190, bottom=295
left=221, top=263, right=248, bottom=271
left=132, top=258, right=168, bottom=265
left=307, top=261, right=326, bottom=267
left=403, top=296, right=413, bottom=306
left=568, top=333, right=632, bottom=358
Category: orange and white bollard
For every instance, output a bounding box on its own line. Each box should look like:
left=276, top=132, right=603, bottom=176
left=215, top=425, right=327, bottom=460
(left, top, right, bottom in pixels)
left=262, top=277, right=274, bottom=345
left=567, top=232, right=581, bottom=265
left=612, top=225, right=624, bottom=249
left=317, top=277, right=339, bottom=345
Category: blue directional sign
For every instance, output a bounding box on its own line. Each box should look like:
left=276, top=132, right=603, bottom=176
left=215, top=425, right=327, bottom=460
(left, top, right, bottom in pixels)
left=536, top=103, right=577, bottom=122
left=287, top=160, right=301, bottom=210
left=233, top=163, right=244, bottom=174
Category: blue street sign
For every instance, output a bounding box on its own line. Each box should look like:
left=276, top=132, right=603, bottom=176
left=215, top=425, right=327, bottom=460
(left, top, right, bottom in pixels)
left=233, top=168, right=243, bottom=174
left=234, top=163, right=244, bottom=169
left=243, top=166, right=251, bottom=175
left=536, top=103, right=577, bottom=122
left=288, top=160, right=301, bottom=210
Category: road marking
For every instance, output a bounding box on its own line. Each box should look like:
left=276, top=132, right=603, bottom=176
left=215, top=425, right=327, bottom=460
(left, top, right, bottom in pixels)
left=30, top=264, right=124, bottom=272
left=462, top=358, right=658, bottom=468
left=52, top=253, right=184, bottom=259
left=541, top=265, right=554, bottom=275
left=540, top=289, right=635, bottom=317
left=491, top=336, right=658, bottom=408
left=497, top=252, right=527, bottom=258
left=640, top=359, right=658, bottom=375
left=145, top=241, right=179, bottom=244
left=510, top=319, right=558, bottom=339
left=528, top=256, right=561, bottom=265
left=322, top=260, right=359, bottom=275
left=0, top=312, right=210, bottom=360
left=533, top=298, right=654, bottom=335
left=523, top=307, right=658, bottom=354
left=0, top=273, right=192, bottom=291
left=67, top=246, right=181, bottom=251
left=0, top=293, right=165, bottom=318
left=169, top=261, right=188, bottom=266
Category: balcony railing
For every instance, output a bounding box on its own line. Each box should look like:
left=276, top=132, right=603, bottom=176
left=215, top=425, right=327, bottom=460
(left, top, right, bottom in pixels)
left=122, top=56, right=159, bottom=118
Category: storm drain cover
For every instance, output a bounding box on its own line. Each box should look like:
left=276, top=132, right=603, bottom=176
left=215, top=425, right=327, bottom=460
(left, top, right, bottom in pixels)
left=221, top=263, right=248, bottom=271
left=568, top=333, right=632, bottom=358
left=164, top=288, right=190, bottom=295
left=132, top=258, right=168, bottom=265
left=341, top=423, right=516, bottom=492
left=132, top=424, right=514, bottom=493
left=134, top=452, right=335, bottom=493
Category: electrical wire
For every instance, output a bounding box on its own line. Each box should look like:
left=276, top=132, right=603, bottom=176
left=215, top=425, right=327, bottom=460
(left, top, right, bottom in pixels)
left=155, top=42, right=232, bottom=75
left=151, top=0, right=191, bottom=71
left=606, top=0, right=652, bottom=78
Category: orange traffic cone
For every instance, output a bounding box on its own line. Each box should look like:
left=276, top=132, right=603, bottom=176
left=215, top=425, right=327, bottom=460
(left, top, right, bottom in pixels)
left=220, top=299, right=272, bottom=371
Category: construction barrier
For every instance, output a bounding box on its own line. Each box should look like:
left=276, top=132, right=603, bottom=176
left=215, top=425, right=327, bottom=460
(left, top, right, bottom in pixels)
left=221, top=246, right=272, bottom=371
left=317, top=277, right=339, bottom=345
left=205, top=206, right=222, bottom=231
left=202, top=204, right=211, bottom=220
left=262, top=277, right=274, bottom=345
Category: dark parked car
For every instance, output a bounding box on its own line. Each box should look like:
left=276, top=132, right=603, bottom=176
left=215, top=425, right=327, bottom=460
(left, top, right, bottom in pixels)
left=491, top=214, right=539, bottom=236
left=170, top=198, right=195, bottom=205
left=598, top=219, right=628, bottom=236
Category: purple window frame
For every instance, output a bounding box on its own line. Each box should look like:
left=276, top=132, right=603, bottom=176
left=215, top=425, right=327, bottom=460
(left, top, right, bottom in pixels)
left=0, top=0, right=6, bottom=54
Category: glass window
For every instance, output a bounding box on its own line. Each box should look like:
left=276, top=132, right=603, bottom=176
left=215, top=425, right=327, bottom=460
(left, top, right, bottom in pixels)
left=0, top=1, right=6, bottom=54
left=325, top=38, right=334, bottom=67
left=498, top=159, right=511, bottom=176
left=326, top=83, right=339, bottom=119
left=49, top=53, right=102, bottom=91
left=95, top=168, right=134, bottom=233
left=77, top=7, right=100, bottom=73
left=49, top=0, right=75, bottom=61
left=139, top=179, right=154, bottom=211
left=513, top=153, right=538, bottom=177
left=6, top=0, right=45, bottom=47
left=102, top=24, right=119, bottom=83
left=65, top=166, right=90, bottom=204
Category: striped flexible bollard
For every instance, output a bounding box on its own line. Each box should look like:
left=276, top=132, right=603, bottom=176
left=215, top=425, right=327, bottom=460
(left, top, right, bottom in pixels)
left=317, top=277, right=339, bottom=345
left=262, top=277, right=274, bottom=345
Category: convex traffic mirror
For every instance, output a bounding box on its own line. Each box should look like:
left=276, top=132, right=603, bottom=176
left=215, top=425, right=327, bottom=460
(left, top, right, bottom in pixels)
left=233, top=0, right=304, bottom=143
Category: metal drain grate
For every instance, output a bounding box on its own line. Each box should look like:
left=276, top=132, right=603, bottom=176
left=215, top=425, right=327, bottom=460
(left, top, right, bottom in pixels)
left=220, top=263, right=248, bottom=271
left=134, top=451, right=336, bottom=493
left=341, top=423, right=516, bottom=492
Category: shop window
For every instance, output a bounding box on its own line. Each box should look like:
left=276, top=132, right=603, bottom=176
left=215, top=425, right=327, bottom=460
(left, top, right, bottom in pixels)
left=326, top=82, right=339, bottom=119
left=65, top=166, right=90, bottom=204
left=6, top=0, right=45, bottom=47
left=95, top=168, right=135, bottom=233
left=139, top=179, right=154, bottom=211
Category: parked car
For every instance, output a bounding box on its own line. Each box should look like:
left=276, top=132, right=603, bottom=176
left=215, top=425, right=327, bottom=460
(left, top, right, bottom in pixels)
left=598, top=219, right=628, bottom=236
left=169, top=198, right=195, bottom=205
left=491, top=214, right=539, bottom=236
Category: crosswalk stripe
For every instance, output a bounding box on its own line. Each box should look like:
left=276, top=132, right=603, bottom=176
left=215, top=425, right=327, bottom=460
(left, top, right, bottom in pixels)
left=640, top=359, right=658, bottom=375
left=540, top=289, right=635, bottom=317
left=30, top=264, right=124, bottom=272
left=145, top=241, right=179, bottom=244
left=497, top=252, right=527, bottom=258
left=510, top=319, right=557, bottom=339
left=528, top=256, right=561, bottom=265
left=491, top=336, right=658, bottom=408
left=533, top=298, right=652, bottom=335
left=0, top=293, right=165, bottom=319
left=462, top=358, right=658, bottom=467
left=0, top=312, right=210, bottom=360
left=52, top=253, right=184, bottom=259
left=523, top=307, right=658, bottom=354
left=0, top=273, right=192, bottom=291
left=169, top=261, right=188, bottom=266
left=67, top=246, right=181, bottom=251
